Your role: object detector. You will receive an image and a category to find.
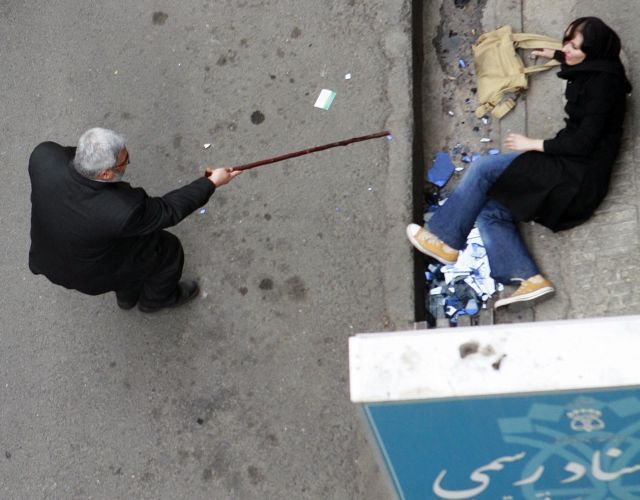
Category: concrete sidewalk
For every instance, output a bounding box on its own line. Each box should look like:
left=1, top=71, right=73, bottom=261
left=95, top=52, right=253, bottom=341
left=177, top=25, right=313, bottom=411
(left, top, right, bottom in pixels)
left=423, top=0, right=639, bottom=325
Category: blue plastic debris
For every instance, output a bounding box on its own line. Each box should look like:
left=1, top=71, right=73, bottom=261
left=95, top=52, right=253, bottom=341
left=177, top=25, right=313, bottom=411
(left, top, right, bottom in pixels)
left=427, top=152, right=456, bottom=188
left=458, top=58, right=467, bottom=69
left=464, top=299, right=480, bottom=315
left=488, top=148, right=500, bottom=155
left=461, top=154, right=472, bottom=163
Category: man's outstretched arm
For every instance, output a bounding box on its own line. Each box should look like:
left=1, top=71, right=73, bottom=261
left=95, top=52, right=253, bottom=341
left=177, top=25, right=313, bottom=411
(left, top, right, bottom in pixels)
left=119, top=167, right=240, bottom=237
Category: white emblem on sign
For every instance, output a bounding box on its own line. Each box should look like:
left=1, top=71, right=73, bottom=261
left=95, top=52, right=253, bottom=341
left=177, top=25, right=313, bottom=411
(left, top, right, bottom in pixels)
left=567, top=408, right=605, bottom=433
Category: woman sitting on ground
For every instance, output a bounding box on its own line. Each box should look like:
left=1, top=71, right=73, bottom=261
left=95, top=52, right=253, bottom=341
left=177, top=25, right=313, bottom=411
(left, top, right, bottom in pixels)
left=407, top=16, right=632, bottom=311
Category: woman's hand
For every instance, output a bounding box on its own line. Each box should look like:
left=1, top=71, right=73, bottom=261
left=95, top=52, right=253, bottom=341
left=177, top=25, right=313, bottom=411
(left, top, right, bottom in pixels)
left=531, top=48, right=555, bottom=59
left=504, top=133, right=544, bottom=152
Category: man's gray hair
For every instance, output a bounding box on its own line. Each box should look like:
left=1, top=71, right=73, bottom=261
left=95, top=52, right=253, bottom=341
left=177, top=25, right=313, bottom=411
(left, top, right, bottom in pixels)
left=73, top=128, right=126, bottom=179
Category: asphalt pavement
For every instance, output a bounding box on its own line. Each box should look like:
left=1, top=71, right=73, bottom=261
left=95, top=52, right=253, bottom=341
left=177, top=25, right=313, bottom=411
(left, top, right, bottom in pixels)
left=1, top=0, right=638, bottom=498
left=1, top=1, right=410, bottom=498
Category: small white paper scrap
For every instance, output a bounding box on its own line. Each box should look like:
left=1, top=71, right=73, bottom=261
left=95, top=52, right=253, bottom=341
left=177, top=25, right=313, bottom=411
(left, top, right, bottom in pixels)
left=314, top=89, right=336, bottom=110
left=203, top=143, right=211, bottom=149
left=345, top=73, right=352, bottom=80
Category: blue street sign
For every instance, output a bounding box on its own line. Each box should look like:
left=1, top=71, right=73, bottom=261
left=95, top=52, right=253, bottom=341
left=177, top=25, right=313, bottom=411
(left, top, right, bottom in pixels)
left=365, top=388, right=640, bottom=499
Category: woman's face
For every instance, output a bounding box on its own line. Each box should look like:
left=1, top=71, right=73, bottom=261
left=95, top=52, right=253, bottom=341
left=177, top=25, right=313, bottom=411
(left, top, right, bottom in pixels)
left=562, top=32, right=587, bottom=65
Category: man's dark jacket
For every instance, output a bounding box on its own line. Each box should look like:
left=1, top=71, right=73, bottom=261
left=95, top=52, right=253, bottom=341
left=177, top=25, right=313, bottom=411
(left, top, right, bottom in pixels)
left=489, top=55, right=632, bottom=231
left=28, top=142, right=215, bottom=294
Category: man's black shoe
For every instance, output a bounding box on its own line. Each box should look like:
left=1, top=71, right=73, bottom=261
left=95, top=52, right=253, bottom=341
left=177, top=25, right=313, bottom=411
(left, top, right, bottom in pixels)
left=117, top=298, right=138, bottom=310
left=116, top=290, right=140, bottom=310
left=138, top=281, right=200, bottom=313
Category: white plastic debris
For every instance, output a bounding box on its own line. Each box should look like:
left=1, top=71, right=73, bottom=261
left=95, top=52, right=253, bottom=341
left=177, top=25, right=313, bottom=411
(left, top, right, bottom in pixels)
left=203, top=143, right=211, bottom=149
left=345, top=73, right=352, bottom=80
left=445, top=305, right=458, bottom=316
left=314, top=89, right=336, bottom=110
left=440, top=228, right=497, bottom=299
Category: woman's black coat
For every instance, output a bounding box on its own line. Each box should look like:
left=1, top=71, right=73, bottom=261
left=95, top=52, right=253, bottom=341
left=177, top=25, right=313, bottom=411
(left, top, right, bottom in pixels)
left=489, top=56, right=632, bottom=231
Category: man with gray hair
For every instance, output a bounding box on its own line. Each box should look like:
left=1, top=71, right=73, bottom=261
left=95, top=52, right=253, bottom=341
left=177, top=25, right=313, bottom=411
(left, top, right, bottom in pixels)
left=28, top=127, right=240, bottom=312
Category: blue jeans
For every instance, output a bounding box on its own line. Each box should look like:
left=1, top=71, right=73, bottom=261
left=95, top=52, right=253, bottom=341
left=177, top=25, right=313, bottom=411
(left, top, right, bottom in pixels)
left=428, top=153, right=539, bottom=284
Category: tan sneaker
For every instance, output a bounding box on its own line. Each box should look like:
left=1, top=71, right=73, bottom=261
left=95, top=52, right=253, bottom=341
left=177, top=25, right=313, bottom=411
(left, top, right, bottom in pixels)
left=494, top=275, right=555, bottom=311
left=406, top=223, right=459, bottom=264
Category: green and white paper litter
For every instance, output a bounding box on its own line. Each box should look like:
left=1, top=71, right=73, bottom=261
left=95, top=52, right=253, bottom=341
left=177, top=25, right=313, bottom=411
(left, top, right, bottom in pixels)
left=314, top=89, right=336, bottom=110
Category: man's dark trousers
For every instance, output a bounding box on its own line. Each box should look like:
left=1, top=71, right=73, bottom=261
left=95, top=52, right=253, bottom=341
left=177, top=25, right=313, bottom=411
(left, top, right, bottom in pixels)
left=114, top=230, right=185, bottom=307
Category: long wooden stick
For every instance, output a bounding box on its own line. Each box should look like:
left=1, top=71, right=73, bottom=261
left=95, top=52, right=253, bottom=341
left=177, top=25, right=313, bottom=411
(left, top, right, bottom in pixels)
left=205, top=131, right=391, bottom=177
left=231, top=130, right=391, bottom=172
